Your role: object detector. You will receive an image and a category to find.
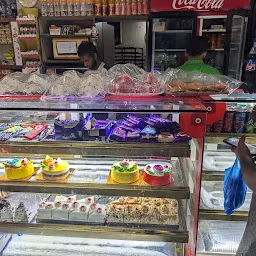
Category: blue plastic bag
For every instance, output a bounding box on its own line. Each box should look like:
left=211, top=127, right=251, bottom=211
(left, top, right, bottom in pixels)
left=224, top=157, right=247, bottom=215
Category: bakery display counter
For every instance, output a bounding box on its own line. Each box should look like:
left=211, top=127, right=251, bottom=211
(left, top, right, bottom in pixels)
left=196, top=220, right=246, bottom=256
left=2, top=234, right=182, bottom=256
left=0, top=98, right=207, bottom=255
left=0, top=157, right=190, bottom=199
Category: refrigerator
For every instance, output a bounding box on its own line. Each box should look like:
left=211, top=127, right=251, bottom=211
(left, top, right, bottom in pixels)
left=149, top=0, right=253, bottom=80
left=149, top=12, right=197, bottom=71
left=197, top=11, right=249, bottom=80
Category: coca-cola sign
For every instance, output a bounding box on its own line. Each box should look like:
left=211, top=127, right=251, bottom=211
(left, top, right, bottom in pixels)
left=172, top=0, right=224, bottom=10
left=151, top=0, right=251, bottom=12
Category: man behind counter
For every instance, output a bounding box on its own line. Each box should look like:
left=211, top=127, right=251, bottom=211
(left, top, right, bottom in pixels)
left=178, top=36, right=221, bottom=75
left=78, top=42, right=103, bottom=71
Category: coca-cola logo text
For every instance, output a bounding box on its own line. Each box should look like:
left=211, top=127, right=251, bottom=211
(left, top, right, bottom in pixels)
left=172, top=0, right=224, bottom=10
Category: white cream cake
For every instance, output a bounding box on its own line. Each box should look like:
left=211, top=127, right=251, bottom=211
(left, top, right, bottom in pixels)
left=69, top=202, right=89, bottom=222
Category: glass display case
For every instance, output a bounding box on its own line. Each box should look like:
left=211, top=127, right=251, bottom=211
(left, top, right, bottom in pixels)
left=197, top=95, right=256, bottom=256
left=0, top=97, right=207, bottom=256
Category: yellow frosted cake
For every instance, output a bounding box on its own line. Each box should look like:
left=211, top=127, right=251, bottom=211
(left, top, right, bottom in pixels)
left=40, top=155, right=70, bottom=181
left=3, top=158, right=34, bottom=180
left=110, top=159, right=140, bottom=184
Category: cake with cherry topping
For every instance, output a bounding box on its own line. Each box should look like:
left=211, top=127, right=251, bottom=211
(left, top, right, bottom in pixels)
left=143, top=163, right=172, bottom=186
left=87, top=203, right=106, bottom=223
left=69, top=201, right=88, bottom=222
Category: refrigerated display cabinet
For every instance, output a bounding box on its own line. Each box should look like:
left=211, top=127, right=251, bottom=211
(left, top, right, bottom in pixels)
left=149, top=7, right=252, bottom=79
left=0, top=97, right=208, bottom=256
left=197, top=95, right=256, bottom=256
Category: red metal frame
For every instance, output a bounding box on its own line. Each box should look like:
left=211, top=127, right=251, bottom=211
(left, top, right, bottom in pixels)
left=198, top=95, right=226, bottom=125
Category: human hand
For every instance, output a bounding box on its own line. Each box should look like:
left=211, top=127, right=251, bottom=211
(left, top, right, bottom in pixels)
left=232, top=135, right=251, bottom=162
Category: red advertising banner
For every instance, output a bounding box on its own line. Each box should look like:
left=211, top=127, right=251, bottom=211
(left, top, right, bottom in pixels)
left=151, top=0, right=251, bottom=12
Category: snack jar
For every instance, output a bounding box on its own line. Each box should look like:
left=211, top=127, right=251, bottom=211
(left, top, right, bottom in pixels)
left=74, top=0, right=81, bottom=16
left=60, top=0, right=67, bottom=16
left=86, top=0, right=94, bottom=15
left=67, top=0, right=74, bottom=16
left=54, top=0, right=61, bottom=16
left=115, top=0, right=121, bottom=15
left=102, top=0, right=108, bottom=16
left=120, top=0, right=126, bottom=15
left=142, top=0, right=147, bottom=14
left=137, top=0, right=143, bottom=14
left=94, top=0, right=102, bottom=16
left=131, top=0, right=137, bottom=14
left=126, top=0, right=131, bottom=15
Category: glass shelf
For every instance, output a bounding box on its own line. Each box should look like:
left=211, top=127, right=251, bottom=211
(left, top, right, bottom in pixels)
left=0, top=97, right=207, bottom=113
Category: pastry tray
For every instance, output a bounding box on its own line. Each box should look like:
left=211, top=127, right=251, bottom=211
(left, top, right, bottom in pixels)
left=200, top=181, right=251, bottom=211
left=203, top=151, right=236, bottom=172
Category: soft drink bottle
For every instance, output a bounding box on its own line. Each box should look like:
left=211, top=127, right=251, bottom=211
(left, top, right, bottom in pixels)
left=244, top=38, right=256, bottom=93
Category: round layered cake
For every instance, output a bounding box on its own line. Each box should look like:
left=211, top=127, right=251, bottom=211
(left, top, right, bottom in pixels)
left=40, top=155, right=69, bottom=181
left=143, top=163, right=172, bottom=186
left=110, top=159, right=140, bottom=184
left=3, top=158, right=34, bottom=180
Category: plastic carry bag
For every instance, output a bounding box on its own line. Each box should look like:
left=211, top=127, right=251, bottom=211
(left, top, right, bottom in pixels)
left=164, top=68, right=243, bottom=95
left=224, top=157, right=247, bottom=215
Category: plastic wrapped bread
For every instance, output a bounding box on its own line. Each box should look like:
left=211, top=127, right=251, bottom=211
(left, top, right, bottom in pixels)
left=164, top=68, right=243, bottom=95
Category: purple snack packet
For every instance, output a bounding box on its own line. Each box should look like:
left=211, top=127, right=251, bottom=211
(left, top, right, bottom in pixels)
left=173, top=132, right=191, bottom=143
left=140, top=126, right=157, bottom=142
left=110, top=127, right=126, bottom=142
left=126, top=131, right=141, bottom=142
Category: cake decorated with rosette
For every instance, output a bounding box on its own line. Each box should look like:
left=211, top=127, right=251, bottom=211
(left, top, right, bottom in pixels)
left=3, top=158, right=34, bottom=180
left=40, top=155, right=70, bottom=181
left=143, top=163, right=172, bottom=186
left=110, top=159, right=140, bottom=184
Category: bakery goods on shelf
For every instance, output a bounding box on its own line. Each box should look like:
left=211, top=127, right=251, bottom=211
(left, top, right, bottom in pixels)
left=37, top=195, right=178, bottom=226
left=38, top=195, right=107, bottom=223
left=0, top=200, right=29, bottom=223
left=87, top=203, right=106, bottom=223
left=14, top=202, right=28, bottom=223
left=110, top=159, right=140, bottom=184
left=166, top=81, right=228, bottom=94
left=3, top=158, right=34, bottom=180
left=107, top=197, right=178, bottom=225
left=143, top=163, right=172, bottom=186
left=0, top=200, right=13, bottom=222
left=40, top=155, right=70, bottom=181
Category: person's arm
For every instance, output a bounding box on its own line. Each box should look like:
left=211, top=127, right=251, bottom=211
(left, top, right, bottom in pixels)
left=233, top=135, right=256, bottom=193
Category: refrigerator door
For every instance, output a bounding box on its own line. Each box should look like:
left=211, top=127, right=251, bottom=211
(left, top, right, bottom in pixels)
left=224, top=10, right=249, bottom=80
left=149, top=12, right=197, bottom=71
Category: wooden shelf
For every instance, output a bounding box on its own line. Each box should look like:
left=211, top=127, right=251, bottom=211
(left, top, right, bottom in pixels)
left=0, top=18, right=16, bottom=23
left=96, top=15, right=149, bottom=22
left=0, top=222, right=188, bottom=243
left=44, top=59, right=80, bottom=64
left=40, top=33, right=90, bottom=38
left=39, top=15, right=148, bottom=22
left=202, top=29, right=226, bottom=33
left=0, top=65, right=22, bottom=70
left=199, top=209, right=248, bottom=222
left=39, top=16, right=94, bottom=21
